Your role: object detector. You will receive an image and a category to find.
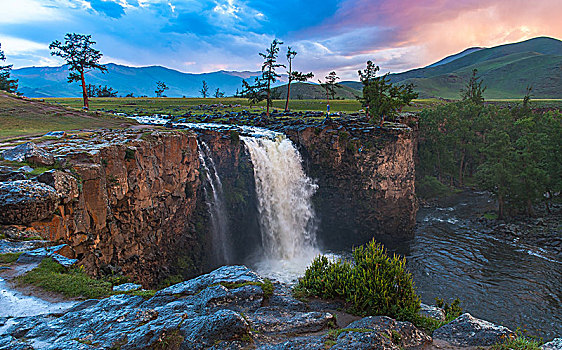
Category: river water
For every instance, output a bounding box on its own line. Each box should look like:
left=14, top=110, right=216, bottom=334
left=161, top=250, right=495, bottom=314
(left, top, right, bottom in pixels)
left=406, top=191, right=561, bottom=340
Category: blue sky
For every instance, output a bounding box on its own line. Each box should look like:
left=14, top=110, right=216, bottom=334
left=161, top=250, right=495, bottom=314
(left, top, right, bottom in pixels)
left=1, top=0, right=561, bottom=79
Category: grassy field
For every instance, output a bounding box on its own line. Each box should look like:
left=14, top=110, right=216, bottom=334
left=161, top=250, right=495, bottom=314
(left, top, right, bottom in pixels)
left=44, top=97, right=448, bottom=116
left=0, top=91, right=134, bottom=140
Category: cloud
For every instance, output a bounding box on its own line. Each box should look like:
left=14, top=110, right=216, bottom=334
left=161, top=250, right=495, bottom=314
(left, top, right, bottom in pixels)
left=1, top=0, right=561, bottom=82
left=88, top=0, right=126, bottom=18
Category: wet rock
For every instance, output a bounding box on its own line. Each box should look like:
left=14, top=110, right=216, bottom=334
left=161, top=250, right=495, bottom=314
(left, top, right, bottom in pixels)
left=433, top=313, right=513, bottom=346
left=256, top=335, right=326, bottom=350
left=35, top=170, right=79, bottom=204
left=419, top=303, right=446, bottom=321
left=330, top=330, right=399, bottom=350
left=16, top=244, right=71, bottom=264
left=156, top=265, right=263, bottom=297
left=44, top=131, right=66, bottom=138
left=0, top=167, right=26, bottom=182
left=346, top=316, right=432, bottom=349
left=179, top=309, right=250, bottom=348
left=541, top=338, right=562, bottom=350
left=18, top=166, right=33, bottom=173
left=250, top=308, right=335, bottom=335
left=50, top=253, right=77, bottom=267
left=0, top=181, right=58, bottom=225
left=2, top=142, right=55, bottom=166
left=112, top=283, right=142, bottom=292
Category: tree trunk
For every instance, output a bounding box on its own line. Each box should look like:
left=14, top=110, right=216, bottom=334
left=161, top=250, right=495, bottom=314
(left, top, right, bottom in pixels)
left=285, top=79, right=292, bottom=112
left=266, top=70, right=271, bottom=117
left=80, top=70, right=89, bottom=109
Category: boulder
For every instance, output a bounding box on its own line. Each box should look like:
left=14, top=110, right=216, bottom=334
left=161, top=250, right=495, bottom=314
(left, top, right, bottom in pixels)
left=2, top=142, right=55, bottom=166
left=35, top=170, right=79, bottom=204
left=419, top=303, right=446, bottom=321
left=0, top=166, right=26, bottom=182
left=433, top=313, right=514, bottom=346
left=541, top=338, right=562, bottom=350
left=346, top=316, right=432, bottom=349
left=0, top=180, right=58, bottom=225
left=16, top=244, right=74, bottom=265
left=156, top=265, right=263, bottom=297
left=250, top=308, right=335, bottom=335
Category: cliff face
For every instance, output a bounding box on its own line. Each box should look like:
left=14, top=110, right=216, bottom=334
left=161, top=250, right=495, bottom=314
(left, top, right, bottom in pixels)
left=26, top=130, right=205, bottom=286
left=285, top=121, right=417, bottom=250
left=1, top=120, right=417, bottom=285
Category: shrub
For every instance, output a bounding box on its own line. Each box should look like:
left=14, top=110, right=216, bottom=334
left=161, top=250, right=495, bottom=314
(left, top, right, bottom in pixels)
left=489, top=330, right=542, bottom=350
left=296, top=240, right=420, bottom=319
left=416, top=175, right=450, bottom=200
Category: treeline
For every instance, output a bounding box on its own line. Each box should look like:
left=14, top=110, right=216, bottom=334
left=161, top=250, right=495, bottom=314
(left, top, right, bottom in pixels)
left=418, top=89, right=561, bottom=218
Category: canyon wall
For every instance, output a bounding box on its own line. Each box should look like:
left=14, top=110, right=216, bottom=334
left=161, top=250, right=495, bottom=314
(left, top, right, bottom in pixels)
left=6, top=130, right=206, bottom=286
left=1, top=119, right=417, bottom=285
left=285, top=119, right=417, bottom=250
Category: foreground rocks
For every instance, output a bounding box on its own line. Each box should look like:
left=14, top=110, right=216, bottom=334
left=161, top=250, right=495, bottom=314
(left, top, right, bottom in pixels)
left=0, top=265, right=528, bottom=350
left=0, top=180, right=58, bottom=225
left=433, top=313, right=514, bottom=346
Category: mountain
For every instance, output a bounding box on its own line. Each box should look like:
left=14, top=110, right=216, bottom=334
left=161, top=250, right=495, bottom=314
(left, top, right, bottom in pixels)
left=341, top=36, right=562, bottom=99
left=11, top=63, right=281, bottom=98
left=426, top=47, right=483, bottom=68
left=271, top=82, right=359, bottom=100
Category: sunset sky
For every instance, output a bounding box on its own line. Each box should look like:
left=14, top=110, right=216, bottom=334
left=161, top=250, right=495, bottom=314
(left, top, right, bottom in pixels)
left=1, top=0, right=561, bottom=79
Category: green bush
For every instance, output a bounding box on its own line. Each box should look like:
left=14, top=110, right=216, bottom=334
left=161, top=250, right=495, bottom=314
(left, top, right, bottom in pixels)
left=489, top=330, right=542, bottom=350
left=296, top=240, right=420, bottom=319
left=416, top=175, right=450, bottom=200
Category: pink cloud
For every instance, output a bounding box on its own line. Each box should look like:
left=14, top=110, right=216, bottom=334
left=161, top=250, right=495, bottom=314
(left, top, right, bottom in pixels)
left=300, top=0, right=562, bottom=69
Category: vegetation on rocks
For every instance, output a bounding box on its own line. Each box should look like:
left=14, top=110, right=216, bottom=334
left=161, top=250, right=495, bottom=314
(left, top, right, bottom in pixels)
left=295, top=240, right=420, bottom=319
left=489, top=331, right=543, bottom=350
left=16, top=257, right=154, bottom=299
left=0, top=252, right=22, bottom=264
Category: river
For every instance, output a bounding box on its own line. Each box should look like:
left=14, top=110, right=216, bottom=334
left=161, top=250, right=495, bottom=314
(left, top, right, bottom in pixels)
left=406, top=191, right=561, bottom=340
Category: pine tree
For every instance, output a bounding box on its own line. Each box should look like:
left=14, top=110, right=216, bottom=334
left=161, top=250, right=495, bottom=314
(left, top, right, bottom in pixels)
left=259, top=39, right=285, bottom=116
left=50, top=33, right=107, bottom=108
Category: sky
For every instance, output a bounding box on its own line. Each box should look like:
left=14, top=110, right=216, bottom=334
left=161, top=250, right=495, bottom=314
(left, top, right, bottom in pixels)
left=1, top=0, right=561, bottom=80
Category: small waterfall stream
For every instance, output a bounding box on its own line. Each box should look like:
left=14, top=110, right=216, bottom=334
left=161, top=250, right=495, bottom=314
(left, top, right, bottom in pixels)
left=242, top=135, right=320, bottom=281
left=198, top=140, right=231, bottom=265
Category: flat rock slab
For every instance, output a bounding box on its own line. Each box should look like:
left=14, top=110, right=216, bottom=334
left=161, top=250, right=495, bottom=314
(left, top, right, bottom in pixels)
left=433, top=313, right=514, bottom=346
left=2, top=142, right=54, bottom=166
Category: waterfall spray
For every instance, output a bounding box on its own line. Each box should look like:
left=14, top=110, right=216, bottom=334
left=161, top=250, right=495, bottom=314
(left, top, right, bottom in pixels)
left=242, top=135, right=319, bottom=262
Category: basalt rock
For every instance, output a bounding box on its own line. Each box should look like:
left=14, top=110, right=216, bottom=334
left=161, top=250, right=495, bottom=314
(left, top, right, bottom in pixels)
left=284, top=119, right=418, bottom=248
left=0, top=180, right=58, bottom=225
left=433, top=313, right=514, bottom=346
left=2, top=142, right=55, bottom=166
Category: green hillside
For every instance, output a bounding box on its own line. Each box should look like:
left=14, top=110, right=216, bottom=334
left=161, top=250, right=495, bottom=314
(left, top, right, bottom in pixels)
left=342, top=36, right=562, bottom=99
left=271, top=82, right=360, bottom=100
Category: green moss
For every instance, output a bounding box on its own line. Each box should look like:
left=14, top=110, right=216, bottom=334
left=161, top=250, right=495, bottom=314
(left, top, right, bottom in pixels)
left=17, top=258, right=113, bottom=298
left=124, top=148, right=136, bottom=160
left=217, top=278, right=274, bottom=300
left=484, top=212, right=499, bottom=220
left=151, top=329, right=184, bottom=350
left=229, top=130, right=240, bottom=145
left=0, top=252, right=22, bottom=264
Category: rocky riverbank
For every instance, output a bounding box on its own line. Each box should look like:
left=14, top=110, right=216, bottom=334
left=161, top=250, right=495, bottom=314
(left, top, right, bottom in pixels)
left=1, top=264, right=547, bottom=350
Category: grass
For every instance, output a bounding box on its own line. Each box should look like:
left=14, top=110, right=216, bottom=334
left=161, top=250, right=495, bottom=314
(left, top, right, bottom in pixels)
left=489, top=331, right=543, bottom=350
left=0, top=91, right=134, bottom=140
left=0, top=252, right=22, bottom=265
left=43, top=96, right=448, bottom=117
left=16, top=258, right=155, bottom=299
left=216, top=279, right=274, bottom=299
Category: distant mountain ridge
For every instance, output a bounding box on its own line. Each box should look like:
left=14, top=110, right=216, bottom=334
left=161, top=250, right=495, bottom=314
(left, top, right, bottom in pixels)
left=11, top=36, right=562, bottom=99
left=341, top=36, right=562, bottom=99
left=12, top=63, right=280, bottom=98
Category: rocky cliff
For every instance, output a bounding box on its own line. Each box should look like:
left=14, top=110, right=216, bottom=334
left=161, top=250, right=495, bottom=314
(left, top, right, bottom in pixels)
left=284, top=118, right=418, bottom=250
left=1, top=130, right=205, bottom=287
left=0, top=117, right=418, bottom=285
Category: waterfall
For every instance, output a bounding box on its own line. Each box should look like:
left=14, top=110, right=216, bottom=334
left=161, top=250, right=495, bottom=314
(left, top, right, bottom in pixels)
left=198, top=140, right=231, bottom=265
left=242, top=135, right=319, bottom=263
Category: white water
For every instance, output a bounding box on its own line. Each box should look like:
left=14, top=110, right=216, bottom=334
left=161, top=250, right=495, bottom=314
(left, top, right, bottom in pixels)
left=242, top=135, right=320, bottom=282
left=198, top=141, right=231, bottom=265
